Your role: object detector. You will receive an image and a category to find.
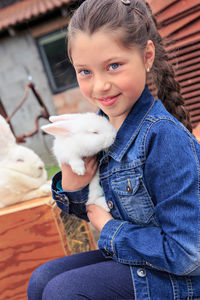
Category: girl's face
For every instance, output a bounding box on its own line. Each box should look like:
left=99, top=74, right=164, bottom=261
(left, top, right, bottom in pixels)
left=71, top=30, right=154, bottom=130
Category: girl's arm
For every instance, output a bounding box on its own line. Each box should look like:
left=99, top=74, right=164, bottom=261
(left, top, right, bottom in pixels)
left=52, top=157, right=98, bottom=221
left=98, top=121, right=200, bottom=276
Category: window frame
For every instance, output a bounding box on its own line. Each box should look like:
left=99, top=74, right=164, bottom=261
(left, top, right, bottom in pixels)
left=36, top=29, right=78, bottom=94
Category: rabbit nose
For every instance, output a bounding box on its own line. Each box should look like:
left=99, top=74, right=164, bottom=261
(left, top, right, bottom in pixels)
left=38, top=166, right=43, bottom=170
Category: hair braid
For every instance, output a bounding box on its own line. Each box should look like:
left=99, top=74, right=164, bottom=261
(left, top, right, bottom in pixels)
left=153, top=47, right=192, bottom=132
left=145, top=2, right=192, bottom=132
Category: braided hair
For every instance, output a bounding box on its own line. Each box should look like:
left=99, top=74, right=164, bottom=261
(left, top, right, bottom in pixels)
left=68, top=0, right=192, bottom=132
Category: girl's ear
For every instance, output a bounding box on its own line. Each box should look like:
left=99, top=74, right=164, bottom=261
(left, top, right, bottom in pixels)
left=144, top=40, right=155, bottom=71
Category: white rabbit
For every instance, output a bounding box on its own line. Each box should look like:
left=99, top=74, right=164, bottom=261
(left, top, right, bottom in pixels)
left=0, top=115, right=51, bottom=208
left=41, top=112, right=117, bottom=212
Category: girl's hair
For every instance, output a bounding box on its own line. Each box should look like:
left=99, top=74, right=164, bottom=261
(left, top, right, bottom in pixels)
left=68, top=0, right=192, bottom=132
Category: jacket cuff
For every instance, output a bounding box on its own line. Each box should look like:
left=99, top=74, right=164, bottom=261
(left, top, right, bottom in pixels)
left=98, top=219, right=128, bottom=259
left=51, top=171, right=89, bottom=221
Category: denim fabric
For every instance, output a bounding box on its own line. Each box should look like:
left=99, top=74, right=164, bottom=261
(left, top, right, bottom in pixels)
left=27, top=250, right=134, bottom=300
left=52, top=172, right=89, bottom=221
left=52, top=86, right=200, bottom=299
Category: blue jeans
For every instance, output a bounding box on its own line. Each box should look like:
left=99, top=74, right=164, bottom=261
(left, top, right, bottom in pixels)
left=27, top=250, right=134, bottom=300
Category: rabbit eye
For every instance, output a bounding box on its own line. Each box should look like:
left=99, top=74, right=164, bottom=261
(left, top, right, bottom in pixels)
left=93, top=131, right=99, bottom=134
left=17, top=158, right=24, bottom=162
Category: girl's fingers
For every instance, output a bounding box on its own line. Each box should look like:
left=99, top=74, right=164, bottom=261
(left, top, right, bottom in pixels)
left=61, top=156, right=98, bottom=191
left=84, top=156, right=98, bottom=172
left=83, top=156, right=96, bottom=164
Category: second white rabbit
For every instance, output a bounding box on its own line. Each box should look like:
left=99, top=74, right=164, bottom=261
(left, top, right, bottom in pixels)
left=0, top=115, right=51, bottom=208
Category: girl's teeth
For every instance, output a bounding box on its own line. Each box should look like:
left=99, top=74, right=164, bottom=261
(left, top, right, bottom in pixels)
left=103, top=97, right=113, bottom=101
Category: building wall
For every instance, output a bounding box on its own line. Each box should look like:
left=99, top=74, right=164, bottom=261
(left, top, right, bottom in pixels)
left=0, top=31, right=57, bottom=165
left=53, top=87, right=97, bottom=115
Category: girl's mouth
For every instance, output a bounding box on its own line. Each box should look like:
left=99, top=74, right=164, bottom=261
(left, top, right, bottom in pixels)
left=98, top=94, right=121, bottom=106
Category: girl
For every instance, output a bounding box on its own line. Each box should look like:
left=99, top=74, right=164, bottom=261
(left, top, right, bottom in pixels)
left=28, top=0, right=200, bottom=299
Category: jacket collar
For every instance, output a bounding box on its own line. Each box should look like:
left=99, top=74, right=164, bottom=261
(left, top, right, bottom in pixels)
left=100, top=85, right=155, bottom=162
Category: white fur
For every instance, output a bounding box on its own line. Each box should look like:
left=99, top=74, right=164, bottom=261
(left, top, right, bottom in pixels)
left=0, top=115, right=51, bottom=208
left=41, top=112, right=117, bottom=212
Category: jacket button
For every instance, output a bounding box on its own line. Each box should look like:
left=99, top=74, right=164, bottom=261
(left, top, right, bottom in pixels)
left=137, top=268, right=146, bottom=278
left=104, top=248, right=111, bottom=256
left=126, top=185, right=133, bottom=194
left=108, top=200, right=114, bottom=210
left=104, top=156, right=110, bottom=163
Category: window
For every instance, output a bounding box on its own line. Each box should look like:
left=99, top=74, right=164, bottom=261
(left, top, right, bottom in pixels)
left=37, top=29, right=78, bottom=94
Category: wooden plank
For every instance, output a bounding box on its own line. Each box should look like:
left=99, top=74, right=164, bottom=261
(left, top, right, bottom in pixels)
left=174, top=56, right=200, bottom=70
left=175, top=63, right=200, bottom=76
left=185, top=102, right=200, bottom=111
left=165, top=34, right=200, bottom=52
left=180, top=77, right=200, bottom=88
left=185, top=96, right=200, bottom=106
left=169, top=49, right=200, bottom=65
left=146, top=0, right=178, bottom=15
left=0, top=197, right=66, bottom=300
left=31, top=15, right=69, bottom=38
left=181, top=83, right=200, bottom=95
left=0, top=196, right=53, bottom=216
left=176, top=69, right=200, bottom=82
left=183, top=90, right=200, bottom=99
left=159, top=11, right=200, bottom=38
left=190, top=115, right=200, bottom=122
left=156, top=0, right=200, bottom=24
left=167, top=43, right=200, bottom=59
left=169, top=19, right=200, bottom=40
left=189, top=109, right=200, bottom=117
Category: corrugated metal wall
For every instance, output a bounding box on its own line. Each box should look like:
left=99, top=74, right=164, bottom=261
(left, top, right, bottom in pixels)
left=147, top=0, right=200, bottom=129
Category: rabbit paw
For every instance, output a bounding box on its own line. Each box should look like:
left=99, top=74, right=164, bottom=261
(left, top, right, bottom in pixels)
left=39, top=180, right=52, bottom=193
left=0, top=203, right=5, bottom=209
left=70, top=160, right=85, bottom=175
left=87, top=197, right=110, bottom=212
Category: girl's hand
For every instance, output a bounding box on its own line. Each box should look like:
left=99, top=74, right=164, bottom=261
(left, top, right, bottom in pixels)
left=61, top=156, right=98, bottom=191
left=87, top=204, right=113, bottom=232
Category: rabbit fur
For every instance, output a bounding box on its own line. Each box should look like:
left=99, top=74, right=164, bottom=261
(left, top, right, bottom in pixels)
left=41, top=112, right=117, bottom=212
left=0, top=115, right=51, bottom=208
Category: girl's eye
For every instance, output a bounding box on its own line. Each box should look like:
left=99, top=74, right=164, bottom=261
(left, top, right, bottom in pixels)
left=109, top=63, right=119, bottom=71
left=79, top=69, right=91, bottom=76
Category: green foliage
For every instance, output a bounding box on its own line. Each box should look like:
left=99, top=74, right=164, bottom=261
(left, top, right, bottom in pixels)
left=46, top=165, right=61, bottom=179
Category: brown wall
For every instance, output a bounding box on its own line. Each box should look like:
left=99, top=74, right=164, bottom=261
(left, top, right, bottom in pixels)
left=53, top=87, right=98, bottom=115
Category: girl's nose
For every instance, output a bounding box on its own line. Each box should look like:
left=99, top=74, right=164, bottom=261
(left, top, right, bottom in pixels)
left=93, top=76, right=111, bottom=93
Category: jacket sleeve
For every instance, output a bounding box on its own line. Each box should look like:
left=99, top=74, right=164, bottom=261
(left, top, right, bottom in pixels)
left=51, top=171, right=89, bottom=221
left=98, top=120, right=200, bottom=275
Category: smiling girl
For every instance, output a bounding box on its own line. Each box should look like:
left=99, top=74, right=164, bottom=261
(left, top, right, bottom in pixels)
left=28, top=0, right=200, bottom=299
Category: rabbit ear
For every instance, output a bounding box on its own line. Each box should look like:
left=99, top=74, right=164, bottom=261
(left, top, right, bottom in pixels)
left=0, top=115, right=16, bottom=159
left=49, top=114, right=82, bottom=123
left=41, top=122, right=72, bottom=137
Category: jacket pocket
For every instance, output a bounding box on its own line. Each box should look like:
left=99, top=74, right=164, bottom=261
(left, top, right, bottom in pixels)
left=111, top=175, right=155, bottom=224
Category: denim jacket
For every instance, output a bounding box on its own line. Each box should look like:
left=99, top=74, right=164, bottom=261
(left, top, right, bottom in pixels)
left=52, top=86, right=200, bottom=299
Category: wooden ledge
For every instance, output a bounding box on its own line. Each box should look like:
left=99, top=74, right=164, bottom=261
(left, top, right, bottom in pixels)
left=0, top=196, right=54, bottom=216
